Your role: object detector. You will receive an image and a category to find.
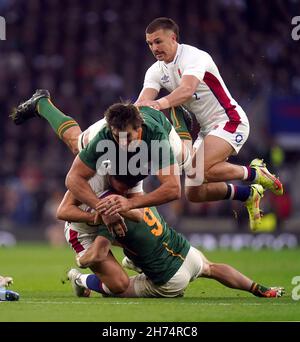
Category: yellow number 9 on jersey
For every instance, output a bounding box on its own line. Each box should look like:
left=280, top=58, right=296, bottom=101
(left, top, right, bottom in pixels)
left=143, top=208, right=163, bottom=236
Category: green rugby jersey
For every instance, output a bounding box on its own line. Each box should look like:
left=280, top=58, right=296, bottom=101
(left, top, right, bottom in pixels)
left=79, top=107, right=175, bottom=184
left=139, top=106, right=172, bottom=134
left=98, top=206, right=190, bottom=285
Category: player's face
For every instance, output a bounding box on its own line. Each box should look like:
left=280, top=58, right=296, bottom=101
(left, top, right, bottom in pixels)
left=146, top=29, right=177, bottom=63
left=108, top=176, right=130, bottom=195
left=111, top=124, right=142, bottom=150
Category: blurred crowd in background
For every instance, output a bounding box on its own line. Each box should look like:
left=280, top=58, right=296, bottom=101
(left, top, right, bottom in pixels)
left=0, top=0, right=299, bottom=243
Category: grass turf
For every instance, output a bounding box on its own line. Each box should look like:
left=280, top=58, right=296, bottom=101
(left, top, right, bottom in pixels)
left=0, top=244, right=299, bottom=322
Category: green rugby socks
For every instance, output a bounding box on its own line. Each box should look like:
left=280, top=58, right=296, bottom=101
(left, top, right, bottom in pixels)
left=37, top=98, right=79, bottom=139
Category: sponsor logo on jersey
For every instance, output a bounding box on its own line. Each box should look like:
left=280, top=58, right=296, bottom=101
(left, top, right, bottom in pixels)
left=235, top=134, right=243, bottom=143
left=161, top=74, right=169, bottom=83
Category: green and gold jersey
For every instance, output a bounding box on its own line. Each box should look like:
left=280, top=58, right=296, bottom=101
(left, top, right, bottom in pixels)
left=79, top=107, right=175, bottom=184
left=139, top=106, right=173, bottom=134
left=98, top=206, right=190, bottom=285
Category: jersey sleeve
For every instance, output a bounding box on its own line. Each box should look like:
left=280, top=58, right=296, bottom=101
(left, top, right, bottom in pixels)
left=79, top=135, right=102, bottom=170
left=181, top=48, right=212, bottom=82
left=143, top=63, right=162, bottom=92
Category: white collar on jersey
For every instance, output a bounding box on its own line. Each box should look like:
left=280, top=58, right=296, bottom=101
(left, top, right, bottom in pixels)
left=163, top=43, right=183, bottom=67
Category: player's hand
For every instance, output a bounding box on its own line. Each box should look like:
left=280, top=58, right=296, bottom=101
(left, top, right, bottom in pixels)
left=96, top=195, right=133, bottom=216
left=102, top=212, right=128, bottom=237
left=0, top=276, right=13, bottom=287
left=93, top=211, right=102, bottom=225
left=135, top=100, right=160, bottom=110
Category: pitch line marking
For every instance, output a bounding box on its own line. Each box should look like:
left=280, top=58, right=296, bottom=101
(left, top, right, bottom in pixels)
left=18, top=300, right=295, bottom=306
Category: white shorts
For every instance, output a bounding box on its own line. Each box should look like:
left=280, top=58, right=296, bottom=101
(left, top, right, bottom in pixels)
left=64, top=222, right=99, bottom=258
left=195, top=117, right=250, bottom=155
left=132, top=247, right=204, bottom=298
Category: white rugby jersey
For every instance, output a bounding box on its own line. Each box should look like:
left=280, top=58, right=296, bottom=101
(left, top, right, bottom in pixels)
left=143, top=44, right=248, bottom=134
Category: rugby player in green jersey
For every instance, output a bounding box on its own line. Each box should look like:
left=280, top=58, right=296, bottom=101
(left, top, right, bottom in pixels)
left=58, top=175, right=284, bottom=299
left=11, top=90, right=194, bottom=220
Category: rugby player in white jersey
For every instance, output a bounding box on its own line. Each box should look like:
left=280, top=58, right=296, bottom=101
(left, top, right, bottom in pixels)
left=136, top=17, right=283, bottom=231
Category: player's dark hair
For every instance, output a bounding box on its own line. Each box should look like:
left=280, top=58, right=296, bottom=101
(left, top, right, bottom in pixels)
left=104, top=103, right=143, bottom=130
left=146, top=17, right=179, bottom=42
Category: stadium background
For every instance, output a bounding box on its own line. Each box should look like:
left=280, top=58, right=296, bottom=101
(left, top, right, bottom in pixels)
left=0, top=0, right=300, bottom=250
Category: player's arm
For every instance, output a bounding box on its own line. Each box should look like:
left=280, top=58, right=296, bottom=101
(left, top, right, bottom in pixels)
left=98, top=195, right=144, bottom=222
left=135, top=87, right=158, bottom=104
left=97, top=163, right=181, bottom=215
left=56, top=190, right=100, bottom=224
left=129, top=163, right=181, bottom=208
left=57, top=189, right=128, bottom=237
left=116, top=207, right=144, bottom=222
left=137, top=75, right=200, bottom=110
left=135, top=65, right=161, bottom=106
left=65, top=155, right=100, bottom=210
left=120, top=208, right=144, bottom=222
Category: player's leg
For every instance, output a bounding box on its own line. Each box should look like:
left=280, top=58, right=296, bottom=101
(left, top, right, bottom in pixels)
left=65, top=224, right=129, bottom=296
left=115, top=272, right=189, bottom=298
left=68, top=251, right=129, bottom=297
left=89, top=251, right=129, bottom=294
left=10, top=90, right=82, bottom=154
left=197, top=249, right=284, bottom=298
left=118, top=247, right=202, bottom=298
left=185, top=133, right=274, bottom=231
left=37, top=97, right=82, bottom=154
left=195, top=130, right=283, bottom=194
left=68, top=252, right=129, bottom=296
left=76, top=236, right=111, bottom=268
left=186, top=182, right=264, bottom=231
left=80, top=246, right=200, bottom=299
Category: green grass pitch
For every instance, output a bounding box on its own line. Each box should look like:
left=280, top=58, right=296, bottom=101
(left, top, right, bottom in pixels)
left=0, top=244, right=299, bottom=322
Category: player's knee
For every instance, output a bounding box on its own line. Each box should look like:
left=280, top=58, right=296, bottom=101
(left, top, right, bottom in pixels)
left=200, top=260, right=213, bottom=277
left=70, top=145, right=79, bottom=155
